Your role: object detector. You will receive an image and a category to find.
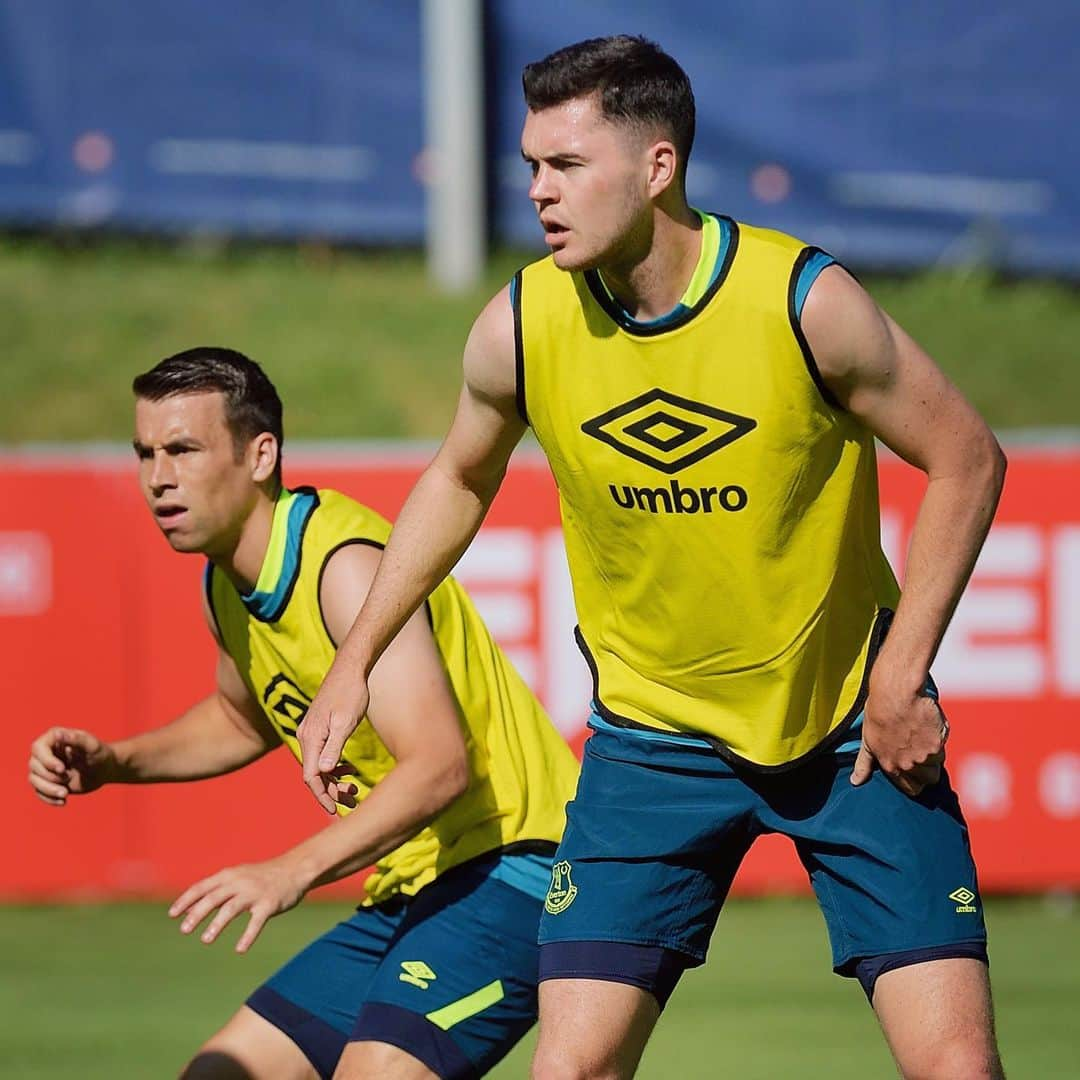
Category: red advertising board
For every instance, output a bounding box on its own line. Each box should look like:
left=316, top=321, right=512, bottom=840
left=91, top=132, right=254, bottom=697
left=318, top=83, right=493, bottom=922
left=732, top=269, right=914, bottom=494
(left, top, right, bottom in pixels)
left=2, top=446, right=1078, bottom=900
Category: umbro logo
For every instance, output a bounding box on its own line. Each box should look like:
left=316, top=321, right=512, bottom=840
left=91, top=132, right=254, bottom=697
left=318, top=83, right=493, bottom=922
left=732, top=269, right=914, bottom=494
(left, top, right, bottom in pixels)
left=262, top=673, right=311, bottom=738
left=949, top=887, right=978, bottom=913
left=581, top=388, right=756, bottom=475
left=399, top=960, right=437, bottom=989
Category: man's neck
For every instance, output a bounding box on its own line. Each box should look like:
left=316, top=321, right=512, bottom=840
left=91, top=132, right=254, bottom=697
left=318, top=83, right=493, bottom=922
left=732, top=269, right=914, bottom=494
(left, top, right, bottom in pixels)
left=599, top=202, right=702, bottom=322
left=212, top=490, right=279, bottom=595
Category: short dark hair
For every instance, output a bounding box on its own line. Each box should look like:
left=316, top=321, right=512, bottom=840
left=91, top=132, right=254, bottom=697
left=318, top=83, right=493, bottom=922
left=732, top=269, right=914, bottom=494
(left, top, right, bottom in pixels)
left=522, top=36, right=695, bottom=178
left=132, top=347, right=283, bottom=487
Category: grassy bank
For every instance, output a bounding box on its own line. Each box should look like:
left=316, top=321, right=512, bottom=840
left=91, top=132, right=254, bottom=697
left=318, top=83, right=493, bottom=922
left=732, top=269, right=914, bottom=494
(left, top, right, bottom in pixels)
left=1, top=236, right=1077, bottom=444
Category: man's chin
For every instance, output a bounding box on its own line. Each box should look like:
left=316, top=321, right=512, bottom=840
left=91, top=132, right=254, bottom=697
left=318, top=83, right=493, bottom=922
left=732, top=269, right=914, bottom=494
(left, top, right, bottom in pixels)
left=551, top=246, right=598, bottom=273
left=160, top=529, right=204, bottom=555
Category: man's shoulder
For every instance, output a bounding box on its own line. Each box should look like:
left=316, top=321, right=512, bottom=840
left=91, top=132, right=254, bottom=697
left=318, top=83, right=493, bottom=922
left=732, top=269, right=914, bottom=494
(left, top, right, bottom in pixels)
left=731, top=218, right=816, bottom=260
left=513, top=254, right=588, bottom=334
left=295, top=486, right=384, bottom=525
left=308, top=485, right=370, bottom=517
left=305, top=487, right=392, bottom=550
left=722, top=218, right=838, bottom=309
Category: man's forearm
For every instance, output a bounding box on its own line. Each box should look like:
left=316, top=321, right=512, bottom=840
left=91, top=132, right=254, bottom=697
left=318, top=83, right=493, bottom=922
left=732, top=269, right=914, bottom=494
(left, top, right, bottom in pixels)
left=284, top=757, right=465, bottom=893
left=110, top=694, right=273, bottom=783
left=877, top=445, right=1006, bottom=683
left=337, top=457, right=498, bottom=676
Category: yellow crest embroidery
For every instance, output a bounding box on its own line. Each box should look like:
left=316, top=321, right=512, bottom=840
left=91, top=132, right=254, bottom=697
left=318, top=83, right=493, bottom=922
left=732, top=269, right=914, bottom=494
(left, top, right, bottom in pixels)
left=545, top=860, right=579, bottom=915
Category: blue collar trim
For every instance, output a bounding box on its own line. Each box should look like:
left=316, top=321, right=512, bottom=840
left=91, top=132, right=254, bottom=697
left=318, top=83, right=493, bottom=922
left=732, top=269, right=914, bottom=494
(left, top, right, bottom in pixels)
left=241, top=488, right=319, bottom=622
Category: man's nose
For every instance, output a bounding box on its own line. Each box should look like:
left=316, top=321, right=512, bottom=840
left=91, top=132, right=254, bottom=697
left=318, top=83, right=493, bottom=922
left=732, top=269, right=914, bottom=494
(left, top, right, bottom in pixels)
left=529, top=164, right=555, bottom=204
left=149, top=452, right=175, bottom=491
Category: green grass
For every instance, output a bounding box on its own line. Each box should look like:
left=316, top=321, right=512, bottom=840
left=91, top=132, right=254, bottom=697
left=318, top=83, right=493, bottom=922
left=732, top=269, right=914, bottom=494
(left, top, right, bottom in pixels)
left=0, top=236, right=1077, bottom=444
left=0, top=898, right=1075, bottom=1078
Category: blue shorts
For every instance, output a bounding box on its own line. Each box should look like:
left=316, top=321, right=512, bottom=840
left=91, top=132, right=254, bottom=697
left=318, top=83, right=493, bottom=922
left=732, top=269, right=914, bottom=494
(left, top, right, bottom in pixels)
left=538, top=716, right=987, bottom=1006
left=248, top=850, right=551, bottom=1079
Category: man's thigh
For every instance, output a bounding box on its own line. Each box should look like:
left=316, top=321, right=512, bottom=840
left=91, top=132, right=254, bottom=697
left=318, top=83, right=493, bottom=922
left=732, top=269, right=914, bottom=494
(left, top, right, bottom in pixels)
left=353, top=861, right=544, bottom=1079
left=531, top=979, right=660, bottom=1080
left=872, top=958, right=1004, bottom=1078
left=776, top=758, right=988, bottom=993
left=538, top=725, right=756, bottom=1004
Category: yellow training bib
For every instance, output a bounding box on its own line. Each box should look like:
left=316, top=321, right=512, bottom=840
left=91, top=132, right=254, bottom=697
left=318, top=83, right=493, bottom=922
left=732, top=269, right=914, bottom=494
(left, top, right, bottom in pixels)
left=515, top=215, right=900, bottom=768
left=207, top=487, right=579, bottom=902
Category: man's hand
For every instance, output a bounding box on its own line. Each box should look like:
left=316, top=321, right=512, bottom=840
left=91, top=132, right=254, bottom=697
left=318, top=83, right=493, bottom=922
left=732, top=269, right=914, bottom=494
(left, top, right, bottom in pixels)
left=28, top=728, right=116, bottom=805
left=299, top=664, right=370, bottom=814
left=169, top=856, right=309, bottom=954
left=850, top=677, right=948, bottom=797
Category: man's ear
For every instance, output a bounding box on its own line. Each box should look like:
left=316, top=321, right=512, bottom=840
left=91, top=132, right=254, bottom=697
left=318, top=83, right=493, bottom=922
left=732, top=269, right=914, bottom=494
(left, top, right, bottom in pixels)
left=646, top=139, right=679, bottom=198
left=250, top=431, right=280, bottom=484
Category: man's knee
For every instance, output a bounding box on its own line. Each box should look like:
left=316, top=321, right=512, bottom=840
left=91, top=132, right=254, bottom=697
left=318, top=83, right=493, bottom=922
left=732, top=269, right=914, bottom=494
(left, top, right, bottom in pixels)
left=180, top=1007, right=317, bottom=1080
left=531, top=1043, right=623, bottom=1080
left=897, top=1032, right=1005, bottom=1080
left=333, top=1040, right=437, bottom=1080
left=180, top=1046, right=255, bottom=1080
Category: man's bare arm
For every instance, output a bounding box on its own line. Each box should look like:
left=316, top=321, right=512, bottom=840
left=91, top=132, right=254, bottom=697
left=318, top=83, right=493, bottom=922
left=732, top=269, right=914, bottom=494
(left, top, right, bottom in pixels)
left=802, top=266, right=1006, bottom=795
left=28, top=637, right=278, bottom=802
left=112, top=647, right=278, bottom=782
left=299, top=284, right=524, bottom=810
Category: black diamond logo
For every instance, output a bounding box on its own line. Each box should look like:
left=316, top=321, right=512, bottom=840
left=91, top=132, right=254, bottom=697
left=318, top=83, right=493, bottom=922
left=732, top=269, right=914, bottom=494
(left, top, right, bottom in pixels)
left=262, top=673, right=311, bottom=737
left=622, top=411, right=707, bottom=452
left=581, top=388, right=756, bottom=474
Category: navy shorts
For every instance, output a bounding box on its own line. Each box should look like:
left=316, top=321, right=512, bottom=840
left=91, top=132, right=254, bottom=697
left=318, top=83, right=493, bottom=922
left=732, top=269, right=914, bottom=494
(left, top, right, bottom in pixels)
left=248, top=851, right=550, bottom=1079
left=538, top=716, right=987, bottom=1006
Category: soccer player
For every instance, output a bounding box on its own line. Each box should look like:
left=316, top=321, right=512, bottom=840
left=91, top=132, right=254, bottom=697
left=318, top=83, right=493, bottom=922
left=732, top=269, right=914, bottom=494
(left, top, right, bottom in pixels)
left=27, top=347, right=580, bottom=1080
left=298, top=36, right=1008, bottom=1080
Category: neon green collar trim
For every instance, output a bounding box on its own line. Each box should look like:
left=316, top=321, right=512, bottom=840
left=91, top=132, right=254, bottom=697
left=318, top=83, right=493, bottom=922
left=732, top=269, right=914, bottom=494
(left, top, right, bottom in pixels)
left=680, top=209, right=721, bottom=307
left=595, top=209, right=720, bottom=320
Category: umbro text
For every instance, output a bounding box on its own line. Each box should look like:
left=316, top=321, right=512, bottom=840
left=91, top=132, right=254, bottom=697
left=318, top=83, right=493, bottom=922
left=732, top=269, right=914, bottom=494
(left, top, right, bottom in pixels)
left=609, top=479, right=748, bottom=514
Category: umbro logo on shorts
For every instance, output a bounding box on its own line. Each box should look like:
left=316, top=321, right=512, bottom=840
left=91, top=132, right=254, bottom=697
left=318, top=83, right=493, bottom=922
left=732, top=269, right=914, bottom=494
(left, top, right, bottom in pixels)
left=949, top=887, right=978, bottom=913
left=581, top=388, right=756, bottom=475
left=399, top=960, right=437, bottom=989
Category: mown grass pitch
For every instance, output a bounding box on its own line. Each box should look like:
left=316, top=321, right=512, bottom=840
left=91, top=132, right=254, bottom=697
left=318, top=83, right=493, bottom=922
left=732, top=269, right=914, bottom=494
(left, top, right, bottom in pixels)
left=2, top=237, right=1078, bottom=444
left=0, top=897, right=1075, bottom=1077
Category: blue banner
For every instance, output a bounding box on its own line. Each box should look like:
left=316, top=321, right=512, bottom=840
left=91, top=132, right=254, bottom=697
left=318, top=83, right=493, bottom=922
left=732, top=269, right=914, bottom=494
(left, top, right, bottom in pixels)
left=0, top=2, right=1076, bottom=273
left=0, top=1, right=424, bottom=240
left=489, top=1, right=1078, bottom=275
